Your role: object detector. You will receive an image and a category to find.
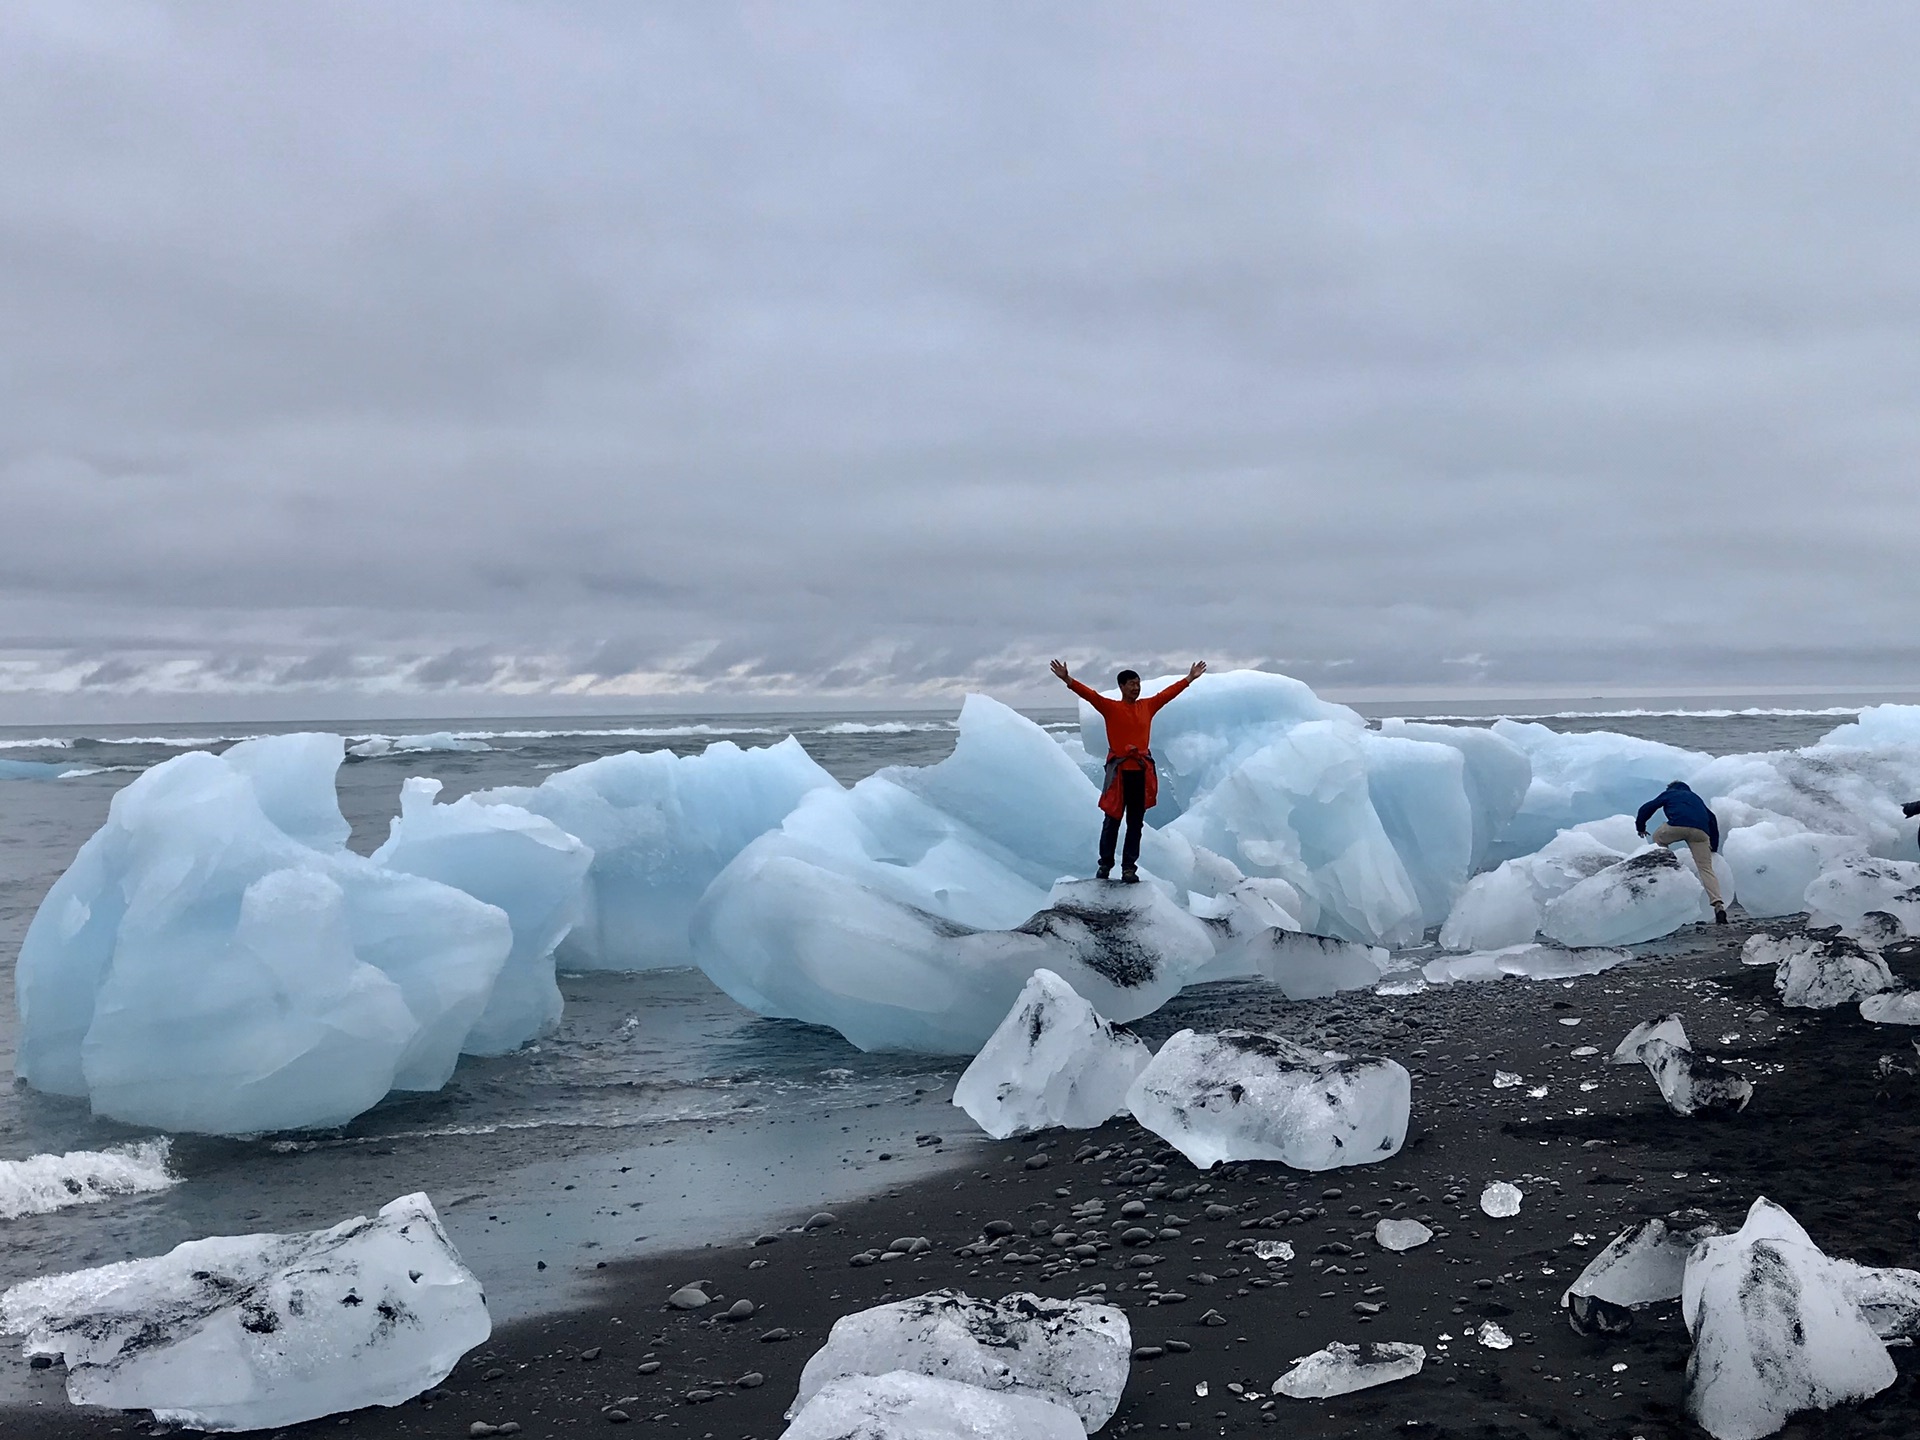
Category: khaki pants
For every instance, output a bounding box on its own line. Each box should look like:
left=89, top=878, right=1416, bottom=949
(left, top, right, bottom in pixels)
left=1653, top=824, right=1724, bottom=909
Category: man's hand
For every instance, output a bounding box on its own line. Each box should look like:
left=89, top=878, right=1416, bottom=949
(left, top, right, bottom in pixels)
left=1050, top=659, right=1072, bottom=684
left=1186, top=661, right=1207, bottom=682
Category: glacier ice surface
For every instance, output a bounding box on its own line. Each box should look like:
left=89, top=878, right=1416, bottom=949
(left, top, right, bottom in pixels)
left=781, top=1371, right=1088, bottom=1440
left=14, top=736, right=513, bottom=1134
left=0, top=1192, right=490, bottom=1432
left=1272, top=1341, right=1424, bottom=1398
left=1721, top=821, right=1865, bottom=919
left=789, top=1290, right=1130, bottom=1432
left=952, top=970, right=1151, bottom=1139
left=1438, top=822, right=1635, bottom=951
left=1683, top=1197, right=1895, bottom=1440
left=475, top=736, right=837, bottom=970
left=1126, top=1031, right=1409, bottom=1172
left=373, top=777, right=592, bottom=1055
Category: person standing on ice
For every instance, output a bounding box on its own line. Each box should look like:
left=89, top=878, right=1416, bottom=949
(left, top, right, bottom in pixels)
left=1050, top=659, right=1206, bottom=883
left=1634, top=780, right=1728, bottom=924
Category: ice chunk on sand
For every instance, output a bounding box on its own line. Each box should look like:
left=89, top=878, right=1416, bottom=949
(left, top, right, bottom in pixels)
left=1125, top=1031, right=1410, bottom=1172
left=1640, top=1039, right=1753, bottom=1117
left=1721, top=821, right=1866, bottom=919
left=698, top=868, right=1214, bottom=1055
left=789, top=1290, right=1129, bottom=1432
left=474, top=735, right=837, bottom=970
left=1562, top=1219, right=1719, bottom=1333
left=1834, top=1260, right=1920, bottom=1342
left=952, top=970, right=1151, bottom=1139
left=1860, top=992, right=1920, bottom=1025
left=0, top=1139, right=179, bottom=1221
left=346, top=732, right=491, bottom=758
left=1422, top=943, right=1630, bottom=987
left=1542, top=846, right=1729, bottom=948
left=1272, top=1340, right=1424, bottom=1398
left=1438, top=823, right=1634, bottom=951
left=782, top=1370, right=1087, bottom=1440
left=373, top=778, right=592, bottom=1055
left=0, top=1192, right=490, bottom=1432
left=1611, top=1014, right=1690, bottom=1065
left=1229, top=929, right=1388, bottom=999
left=1683, top=1197, right=1895, bottom=1440
left=1480, top=1182, right=1522, bottom=1218
left=14, top=738, right=513, bottom=1134
left=1768, top=935, right=1896, bottom=1009
left=1852, top=911, right=1908, bottom=947
left=1804, top=857, right=1920, bottom=936
left=1374, top=1218, right=1432, bottom=1252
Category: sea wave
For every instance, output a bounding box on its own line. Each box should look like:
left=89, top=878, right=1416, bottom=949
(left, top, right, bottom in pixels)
left=813, top=721, right=957, bottom=736
left=0, top=1138, right=179, bottom=1220
left=0, top=737, right=73, bottom=750
left=1393, top=706, right=1863, bottom=723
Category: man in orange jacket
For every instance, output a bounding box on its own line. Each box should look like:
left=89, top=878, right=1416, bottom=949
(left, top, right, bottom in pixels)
left=1050, top=658, right=1207, bottom=882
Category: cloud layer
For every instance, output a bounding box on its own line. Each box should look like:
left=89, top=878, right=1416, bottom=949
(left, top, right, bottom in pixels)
left=5, top=3, right=1919, bottom=717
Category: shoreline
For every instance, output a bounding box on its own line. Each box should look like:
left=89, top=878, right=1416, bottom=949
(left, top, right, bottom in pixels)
left=7, top=921, right=1920, bottom=1438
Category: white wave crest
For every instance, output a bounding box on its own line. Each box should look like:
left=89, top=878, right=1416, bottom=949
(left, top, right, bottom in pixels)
left=0, top=1138, right=180, bottom=1220
left=0, top=737, right=73, bottom=750
left=1393, top=706, right=1863, bottom=723
left=812, top=721, right=956, bottom=736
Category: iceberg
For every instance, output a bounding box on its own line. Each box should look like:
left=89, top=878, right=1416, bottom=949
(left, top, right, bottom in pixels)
left=1683, top=1197, right=1895, bottom=1440
left=0, top=1192, right=490, bottom=1432
left=1438, top=821, right=1635, bottom=951
left=372, top=778, right=591, bottom=1054
left=1491, top=721, right=1709, bottom=857
left=1272, top=1341, right=1424, bottom=1398
left=1126, top=1030, right=1409, bottom=1172
left=1231, top=929, right=1388, bottom=999
left=1542, top=845, right=1730, bottom=947
left=782, top=1371, right=1088, bottom=1440
left=346, top=732, right=491, bottom=758
left=952, top=970, right=1151, bottom=1139
left=1803, top=857, right=1920, bottom=935
left=1859, top=991, right=1920, bottom=1025
left=789, top=1290, right=1130, bottom=1432
left=1720, top=820, right=1866, bottom=919
left=474, top=736, right=838, bottom=970
left=13, top=736, right=516, bottom=1134
left=1375, top=719, right=1531, bottom=870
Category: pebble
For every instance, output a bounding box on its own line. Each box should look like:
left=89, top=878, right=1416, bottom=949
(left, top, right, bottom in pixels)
left=604, top=1409, right=630, bottom=1424
left=469, top=1426, right=498, bottom=1438
left=738, top=1372, right=765, bottom=1388
left=684, top=1389, right=716, bottom=1404
left=1132, top=1345, right=1166, bottom=1360
left=1120, top=1200, right=1149, bottom=1218
left=483, top=1367, right=507, bottom=1381
left=725, top=1299, right=756, bottom=1321
left=983, top=1220, right=1016, bottom=1237
left=579, top=1347, right=602, bottom=1361
left=667, top=1286, right=710, bottom=1310
left=752, top=1233, right=781, bottom=1246
left=637, top=1361, right=662, bottom=1375
left=1121, top=1227, right=1155, bottom=1246
left=759, top=1328, right=793, bottom=1343
left=1164, top=1340, right=1193, bottom=1353
left=1024, top=1153, right=1051, bottom=1170
left=1200, top=1309, right=1228, bottom=1326
left=804, top=1212, right=838, bottom=1229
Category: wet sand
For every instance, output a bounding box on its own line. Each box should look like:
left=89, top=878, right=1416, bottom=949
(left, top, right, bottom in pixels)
left=8, top=921, right=1920, bottom=1439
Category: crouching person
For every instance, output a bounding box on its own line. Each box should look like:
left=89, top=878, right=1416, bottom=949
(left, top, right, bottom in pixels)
left=1635, top=780, right=1727, bottom=924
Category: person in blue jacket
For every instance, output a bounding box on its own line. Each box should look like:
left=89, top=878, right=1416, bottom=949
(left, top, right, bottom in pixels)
left=1635, top=780, right=1727, bottom=923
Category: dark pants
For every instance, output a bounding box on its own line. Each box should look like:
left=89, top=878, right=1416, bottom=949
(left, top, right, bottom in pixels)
left=1099, top=767, right=1147, bottom=871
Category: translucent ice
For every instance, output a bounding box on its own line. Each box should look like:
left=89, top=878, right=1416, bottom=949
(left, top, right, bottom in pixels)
left=1768, top=936, right=1897, bottom=1009
left=1373, top=1218, right=1432, bottom=1252
left=1375, top=719, right=1531, bottom=870
left=1439, top=823, right=1634, bottom=951
left=952, top=970, right=1151, bottom=1139
left=1480, top=1182, right=1522, bottom=1218
left=1640, top=1039, right=1753, bottom=1117
left=698, top=872, right=1214, bottom=1055
left=781, top=1371, right=1087, bottom=1440
left=1859, top=992, right=1920, bottom=1025
left=1611, top=1014, right=1690, bottom=1065
left=1683, top=1197, right=1895, bottom=1440
left=1422, top=943, right=1630, bottom=988
left=1563, top=1219, right=1717, bottom=1321
left=1803, top=857, right=1920, bottom=935
left=373, top=777, right=591, bottom=1054
left=14, top=737, right=514, bottom=1134
left=1720, top=821, right=1865, bottom=919
left=1272, top=1341, right=1424, bottom=1398
left=1542, top=846, right=1729, bottom=948
left=1492, top=721, right=1709, bottom=857
left=0, top=1193, right=490, bottom=1432
left=1126, top=1031, right=1410, bottom=1172
left=1834, top=1261, right=1920, bottom=1342
left=1232, top=929, right=1388, bottom=1000
left=475, top=736, right=837, bottom=970
left=789, top=1290, right=1130, bottom=1431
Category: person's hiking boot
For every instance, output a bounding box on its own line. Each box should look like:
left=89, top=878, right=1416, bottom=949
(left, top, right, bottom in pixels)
left=1095, top=864, right=1112, bottom=881
left=1121, top=867, right=1140, bottom=884
left=1714, top=905, right=1728, bottom=924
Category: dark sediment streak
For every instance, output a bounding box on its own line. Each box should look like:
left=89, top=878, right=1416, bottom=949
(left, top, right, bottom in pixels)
left=7, top=925, right=1920, bottom=1439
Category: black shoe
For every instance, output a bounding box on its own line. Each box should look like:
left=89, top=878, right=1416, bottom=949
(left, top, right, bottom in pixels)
left=1121, top=868, right=1140, bottom=884
left=1095, top=864, right=1112, bottom=881
left=1714, top=906, right=1728, bottom=924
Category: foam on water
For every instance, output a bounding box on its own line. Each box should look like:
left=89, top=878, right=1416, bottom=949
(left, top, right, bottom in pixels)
left=0, top=1140, right=179, bottom=1220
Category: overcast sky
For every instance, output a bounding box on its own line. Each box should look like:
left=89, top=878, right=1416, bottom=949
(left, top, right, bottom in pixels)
left=3, top=3, right=1918, bottom=720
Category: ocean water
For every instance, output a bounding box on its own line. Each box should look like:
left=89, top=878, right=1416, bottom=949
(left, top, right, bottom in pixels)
left=0, top=700, right=1873, bottom=1336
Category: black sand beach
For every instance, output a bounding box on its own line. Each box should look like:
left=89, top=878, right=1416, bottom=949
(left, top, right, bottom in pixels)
left=8, top=920, right=1919, bottom=1440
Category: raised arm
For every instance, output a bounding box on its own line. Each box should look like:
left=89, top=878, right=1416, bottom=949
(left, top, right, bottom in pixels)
left=1050, top=659, right=1107, bottom=708
left=1146, top=661, right=1207, bottom=712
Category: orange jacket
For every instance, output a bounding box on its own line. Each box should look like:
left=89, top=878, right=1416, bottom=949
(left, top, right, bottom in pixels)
left=1066, top=674, right=1194, bottom=762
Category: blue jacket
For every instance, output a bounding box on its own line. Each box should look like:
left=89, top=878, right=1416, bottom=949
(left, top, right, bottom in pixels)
left=1636, top=782, right=1719, bottom=852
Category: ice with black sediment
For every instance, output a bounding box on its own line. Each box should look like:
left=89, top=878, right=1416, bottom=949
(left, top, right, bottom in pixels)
left=1229, top=928, right=1388, bottom=999
left=1804, top=856, right=1920, bottom=936
left=0, top=1192, right=490, bottom=1432
left=1610, top=1013, right=1690, bottom=1065
left=781, top=1370, right=1088, bottom=1440
left=1765, top=934, right=1898, bottom=1009
left=1562, top=1218, right=1719, bottom=1334
left=789, top=1290, right=1130, bottom=1432
left=1125, top=1030, right=1410, bottom=1172
left=1683, top=1197, right=1896, bottom=1440
left=952, top=969, right=1150, bottom=1139
left=1272, top=1340, right=1425, bottom=1398
left=1640, top=1038, right=1753, bottom=1117
left=1542, top=845, right=1730, bottom=948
